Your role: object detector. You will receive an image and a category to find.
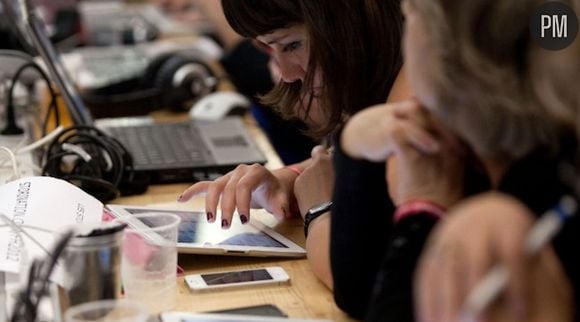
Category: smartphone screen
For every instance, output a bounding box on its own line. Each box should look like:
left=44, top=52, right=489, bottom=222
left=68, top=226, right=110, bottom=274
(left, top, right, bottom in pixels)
left=201, top=269, right=273, bottom=285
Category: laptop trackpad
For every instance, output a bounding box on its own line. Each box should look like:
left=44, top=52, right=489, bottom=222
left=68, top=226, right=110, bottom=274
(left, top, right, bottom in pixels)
left=198, top=117, right=266, bottom=165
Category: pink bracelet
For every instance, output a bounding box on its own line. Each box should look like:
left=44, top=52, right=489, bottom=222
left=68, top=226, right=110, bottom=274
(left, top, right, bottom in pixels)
left=393, top=200, right=446, bottom=224
left=284, top=165, right=303, bottom=176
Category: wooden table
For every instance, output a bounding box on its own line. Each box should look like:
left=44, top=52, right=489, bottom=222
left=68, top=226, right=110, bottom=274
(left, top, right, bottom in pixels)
left=111, top=116, right=354, bottom=321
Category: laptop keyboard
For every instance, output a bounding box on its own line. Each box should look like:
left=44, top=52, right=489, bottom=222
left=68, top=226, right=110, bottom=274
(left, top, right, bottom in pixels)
left=106, top=122, right=214, bottom=170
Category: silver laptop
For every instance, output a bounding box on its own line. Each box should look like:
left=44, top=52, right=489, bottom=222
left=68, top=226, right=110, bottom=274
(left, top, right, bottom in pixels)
left=19, top=0, right=266, bottom=183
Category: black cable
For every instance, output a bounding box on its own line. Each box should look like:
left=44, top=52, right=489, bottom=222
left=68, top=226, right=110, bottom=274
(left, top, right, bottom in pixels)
left=29, top=231, right=74, bottom=322
left=10, top=231, right=74, bottom=322
left=44, top=126, right=126, bottom=185
left=2, top=61, right=59, bottom=136
left=9, top=262, right=36, bottom=322
left=42, top=125, right=135, bottom=202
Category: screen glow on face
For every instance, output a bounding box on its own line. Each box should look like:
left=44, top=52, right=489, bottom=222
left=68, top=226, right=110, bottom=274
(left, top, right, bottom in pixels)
left=201, top=269, right=273, bottom=285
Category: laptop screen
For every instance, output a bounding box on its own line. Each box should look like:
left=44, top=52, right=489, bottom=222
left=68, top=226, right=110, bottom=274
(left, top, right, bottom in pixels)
left=19, top=0, right=93, bottom=125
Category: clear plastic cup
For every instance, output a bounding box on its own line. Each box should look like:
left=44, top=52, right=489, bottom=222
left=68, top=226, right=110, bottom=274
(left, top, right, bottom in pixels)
left=114, top=213, right=181, bottom=314
left=64, top=299, right=148, bottom=322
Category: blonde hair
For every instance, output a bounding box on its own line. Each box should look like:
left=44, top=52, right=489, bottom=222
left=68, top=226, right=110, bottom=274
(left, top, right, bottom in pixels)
left=409, top=0, right=578, bottom=160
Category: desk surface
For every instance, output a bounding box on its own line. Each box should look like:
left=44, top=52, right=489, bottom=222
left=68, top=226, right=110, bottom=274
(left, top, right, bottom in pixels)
left=111, top=116, right=354, bottom=321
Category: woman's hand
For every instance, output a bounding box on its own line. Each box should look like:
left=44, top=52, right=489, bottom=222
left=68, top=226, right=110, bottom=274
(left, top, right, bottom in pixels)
left=415, top=193, right=572, bottom=322
left=341, top=100, right=440, bottom=162
left=341, top=99, right=463, bottom=207
left=178, top=164, right=298, bottom=228
left=387, top=101, right=466, bottom=208
left=294, top=146, right=335, bottom=218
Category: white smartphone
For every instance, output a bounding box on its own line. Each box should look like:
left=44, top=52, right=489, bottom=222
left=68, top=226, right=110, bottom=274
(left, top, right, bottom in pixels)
left=184, top=266, right=290, bottom=292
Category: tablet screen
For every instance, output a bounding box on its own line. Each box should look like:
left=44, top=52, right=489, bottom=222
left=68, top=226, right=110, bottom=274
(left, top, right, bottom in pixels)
left=123, top=208, right=288, bottom=248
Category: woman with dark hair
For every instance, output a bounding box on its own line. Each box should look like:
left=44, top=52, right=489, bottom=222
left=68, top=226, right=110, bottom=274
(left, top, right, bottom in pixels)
left=154, top=0, right=319, bottom=165
left=179, top=0, right=407, bottom=290
left=221, top=0, right=403, bottom=138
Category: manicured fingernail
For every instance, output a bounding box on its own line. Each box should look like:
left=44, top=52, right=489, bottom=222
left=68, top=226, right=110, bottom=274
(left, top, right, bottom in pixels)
left=177, top=194, right=183, bottom=202
left=206, top=212, right=214, bottom=222
left=240, top=214, right=248, bottom=224
left=221, top=219, right=229, bottom=229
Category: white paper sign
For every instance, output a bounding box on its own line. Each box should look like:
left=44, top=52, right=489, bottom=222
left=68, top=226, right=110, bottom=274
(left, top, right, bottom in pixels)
left=0, top=177, right=103, bottom=273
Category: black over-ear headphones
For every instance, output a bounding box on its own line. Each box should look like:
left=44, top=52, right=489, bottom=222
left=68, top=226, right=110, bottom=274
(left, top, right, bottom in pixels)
left=81, top=53, right=218, bottom=118
left=43, top=126, right=148, bottom=202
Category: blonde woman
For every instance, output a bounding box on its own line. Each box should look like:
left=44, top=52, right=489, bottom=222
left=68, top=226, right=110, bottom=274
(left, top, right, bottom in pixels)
left=337, top=0, right=580, bottom=320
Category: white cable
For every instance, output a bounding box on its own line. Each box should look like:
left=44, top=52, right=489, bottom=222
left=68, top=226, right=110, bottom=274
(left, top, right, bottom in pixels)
left=62, top=143, right=92, bottom=163
left=12, top=135, right=29, bottom=152
left=0, top=147, right=20, bottom=180
left=13, top=160, right=42, bottom=174
left=0, top=147, right=16, bottom=168
left=0, top=126, right=65, bottom=179
left=0, top=213, right=53, bottom=259
left=16, top=126, right=64, bottom=154
left=0, top=223, right=54, bottom=234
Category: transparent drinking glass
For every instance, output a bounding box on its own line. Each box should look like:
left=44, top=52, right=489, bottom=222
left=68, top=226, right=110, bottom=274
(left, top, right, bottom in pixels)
left=114, top=213, right=181, bottom=314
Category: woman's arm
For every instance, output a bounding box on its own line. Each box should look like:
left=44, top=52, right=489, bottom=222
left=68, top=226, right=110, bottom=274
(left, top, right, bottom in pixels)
left=305, top=213, right=333, bottom=288
left=293, top=147, right=334, bottom=289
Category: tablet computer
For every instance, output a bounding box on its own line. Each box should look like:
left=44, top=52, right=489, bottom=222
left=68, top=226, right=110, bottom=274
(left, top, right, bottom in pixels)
left=106, top=205, right=306, bottom=258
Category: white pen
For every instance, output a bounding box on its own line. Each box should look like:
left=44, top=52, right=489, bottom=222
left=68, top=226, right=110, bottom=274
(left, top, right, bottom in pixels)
left=460, top=195, right=577, bottom=321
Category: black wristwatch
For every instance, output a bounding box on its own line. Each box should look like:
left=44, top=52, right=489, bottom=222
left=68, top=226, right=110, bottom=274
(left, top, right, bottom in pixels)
left=304, top=201, right=333, bottom=238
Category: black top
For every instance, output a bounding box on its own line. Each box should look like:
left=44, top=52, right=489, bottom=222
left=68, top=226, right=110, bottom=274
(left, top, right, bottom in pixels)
left=331, top=131, right=580, bottom=321
left=331, top=135, right=394, bottom=318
